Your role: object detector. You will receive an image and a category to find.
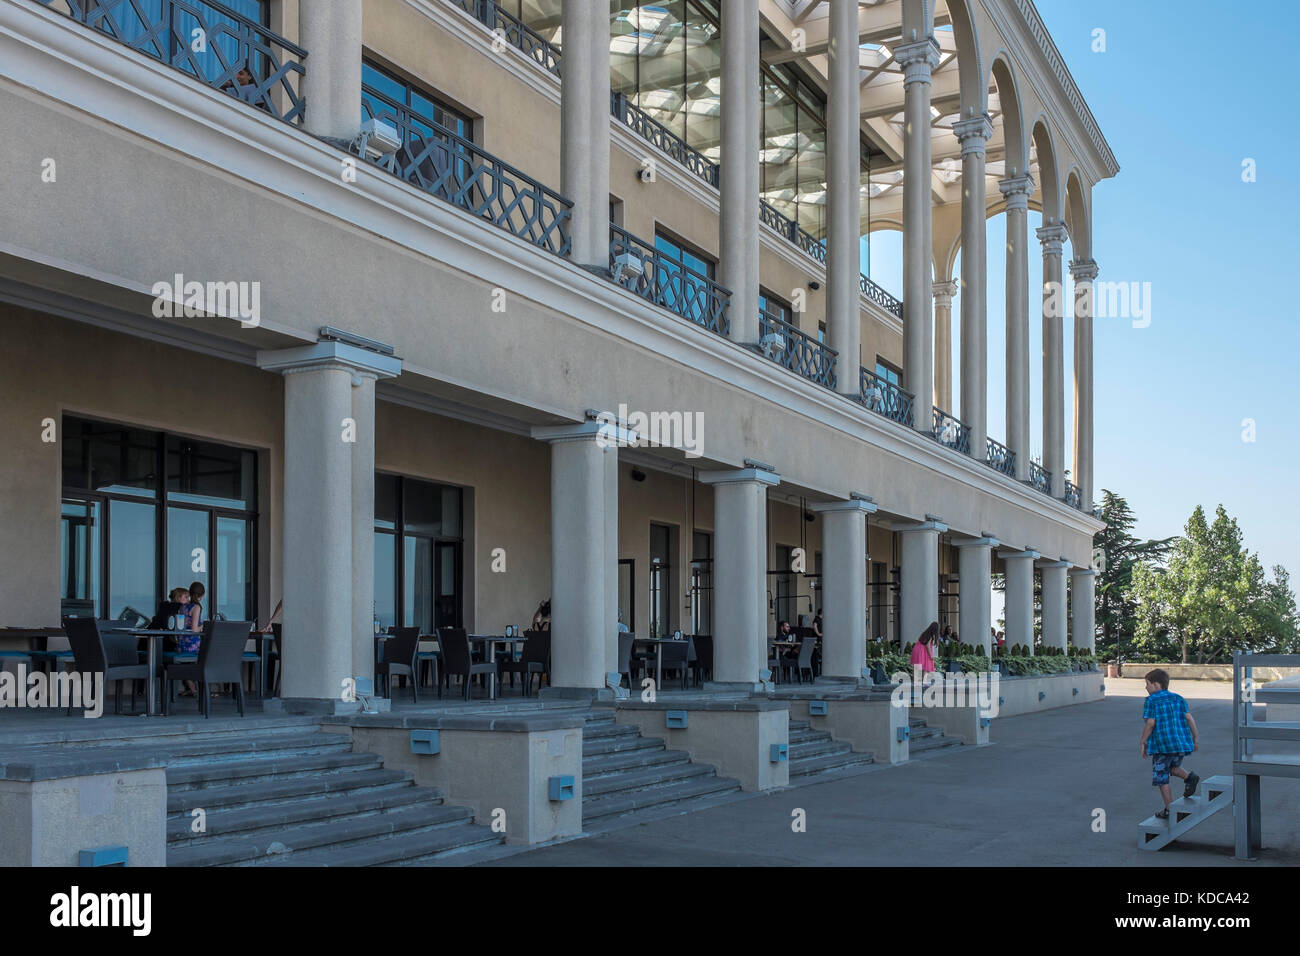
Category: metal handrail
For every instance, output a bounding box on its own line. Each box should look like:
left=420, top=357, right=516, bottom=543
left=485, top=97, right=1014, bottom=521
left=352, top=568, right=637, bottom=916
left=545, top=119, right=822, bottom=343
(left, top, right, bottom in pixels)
left=610, top=92, right=718, bottom=187
left=931, top=407, right=971, bottom=455
left=1027, top=461, right=1052, bottom=495
left=859, top=272, right=903, bottom=320
left=361, top=82, right=572, bottom=255
left=758, top=310, right=837, bottom=389
left=1064, top=480, right=1082, bottom=509
left=858, top=367, right=915, bottom=427
left=450, top=0, right=561, bottom=77
left=985, top=437, right=1016, bottom=477
left=609, top=225, right=731, bottom=336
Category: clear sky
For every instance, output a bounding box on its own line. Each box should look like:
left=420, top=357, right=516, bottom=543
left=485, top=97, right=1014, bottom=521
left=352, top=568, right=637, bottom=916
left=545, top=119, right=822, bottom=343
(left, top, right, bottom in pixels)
left=866, top=0, right=1299, bottom=579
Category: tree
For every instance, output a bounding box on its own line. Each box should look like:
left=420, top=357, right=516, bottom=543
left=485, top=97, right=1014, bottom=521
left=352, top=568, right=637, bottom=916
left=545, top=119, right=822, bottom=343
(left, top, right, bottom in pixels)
left=1131, top=504, right=1297, bottom=662
left=1092, top=490, right=1173, bottom=659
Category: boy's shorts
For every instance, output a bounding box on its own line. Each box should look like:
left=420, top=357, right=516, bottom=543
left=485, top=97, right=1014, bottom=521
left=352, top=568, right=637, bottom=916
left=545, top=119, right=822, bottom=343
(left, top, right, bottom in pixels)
left=1151, top=753, right=1187, bottom=786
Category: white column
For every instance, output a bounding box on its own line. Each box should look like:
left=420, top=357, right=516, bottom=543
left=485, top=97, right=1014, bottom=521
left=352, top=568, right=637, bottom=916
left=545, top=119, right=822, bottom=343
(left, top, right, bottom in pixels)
left=895, top=37, right=940, bottom=432
left=932, top=279, right=957, bottom=413
left=894, top=517, right=946, bottom=647
left=604, top=443, right=620, bottom=675
left=720, top=0, right=760, bottom=344
left=812, top=497, right=878, bottom=680
left=258, top=342, right=401, bottom=705
left=953, top=113, right=993, bottom=458
left=1071, top=258, right=1098, bottom=510
left=701, top=467, right=781, bottom=687
left=1038, top=222, right=1068, bottom=497
left=531, top=422, right=614, bottom=693
left=1069, top=567, right=1098, bottom=652
left=299, top=0, right=363, bottom=141
left=998, top=548, right=1039, bottom=654
left=999, top=176, right=1033, bottom=480
left=561, top=1, right=611, bottom=267
left=1039, top=558, right=1070, bottom=651
left=955, top=536, right=998, bottom=655
left=826, top=0, right=861, bottom=394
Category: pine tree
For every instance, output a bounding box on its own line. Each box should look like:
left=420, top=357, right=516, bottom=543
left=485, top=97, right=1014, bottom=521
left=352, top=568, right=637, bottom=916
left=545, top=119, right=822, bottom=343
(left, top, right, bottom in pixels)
left=1092, top=490, right=1173, bottom=659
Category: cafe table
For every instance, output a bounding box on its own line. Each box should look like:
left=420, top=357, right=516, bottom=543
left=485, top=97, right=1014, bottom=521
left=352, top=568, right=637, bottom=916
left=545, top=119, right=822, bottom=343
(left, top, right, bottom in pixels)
left=768, top=640, right=799, bottom=683
left=632, top=636, right=695, bottom=690
left=122, top=629, right=197, bottom=716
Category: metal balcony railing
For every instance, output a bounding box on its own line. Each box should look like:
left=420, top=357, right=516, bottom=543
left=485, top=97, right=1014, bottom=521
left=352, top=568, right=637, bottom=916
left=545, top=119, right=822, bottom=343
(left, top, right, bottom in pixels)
left=859, top=273, right=904, bottom=320
left=360, top=83, right=571, bottom=255
left=931, top=407, right=971, bottom=455
left=1064, top=480, right=1082, bottom=509
left=609, top=225, right=731, bottom=336
left=759, top=201, right=827, bottom=265
left=450, top=0, right=560, bottom=77
left=985, top=437, right=1016, bottom=477
left=858, top=368, right=915, bottom=427
left=1028, top=461, right=1052, bottom=495
left=610, top=93, right=719, bottom=187
left=758, top=310, right=837, bottom=389
left=41, top=0, right=306, bottom=124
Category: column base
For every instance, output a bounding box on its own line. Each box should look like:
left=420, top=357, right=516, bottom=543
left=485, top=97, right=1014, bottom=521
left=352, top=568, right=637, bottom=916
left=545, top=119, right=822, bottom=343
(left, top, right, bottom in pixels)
left=538, top=686, right=615, bottom=702
left=263, top=697, right=391, bottom=716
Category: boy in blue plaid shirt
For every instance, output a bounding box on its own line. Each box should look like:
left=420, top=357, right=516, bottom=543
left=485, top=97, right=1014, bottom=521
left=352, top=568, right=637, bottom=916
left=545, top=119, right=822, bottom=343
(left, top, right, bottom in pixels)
left=1139, top=668, right=1199, bottom=819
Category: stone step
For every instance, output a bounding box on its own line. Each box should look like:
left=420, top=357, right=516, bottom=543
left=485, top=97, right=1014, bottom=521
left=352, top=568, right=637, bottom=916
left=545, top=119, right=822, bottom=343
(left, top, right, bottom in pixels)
left=582, top=733, right=664, bottom=758
left=166, top=767, right=412, bottom=815
left=582, top=745, right=688, bottom=777
left=789, top=737, right=851, bottom=761
left=787, top=727, right=826, bottom=744
left=582, top=759, right=717, bottom=798
left=910, top=725, right=943, bottom=740
left=104, top=731, right=354, bottom=768
left=582, top=720, right=641, bottom=741
left=582, top=773, right=741, bottom=823
left=255, top=819, right=505, bottom=867
left=788, top=750, right=876, bottom=779
left=167, top=782, right=437, bottom=845
left=166, top=750, right=382, bottom=791
left=908, top=734, right=962, bottom=754
left=168, top=798, right=475, bottom=866
left=788, top=719, right=812, bottom=731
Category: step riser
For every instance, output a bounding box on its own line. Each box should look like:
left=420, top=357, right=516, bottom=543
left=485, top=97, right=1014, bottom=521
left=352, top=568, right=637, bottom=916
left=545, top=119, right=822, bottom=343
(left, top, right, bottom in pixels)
left=168, top=758, right=384, bottom=791
left=193, top=818, right=485, bottom=866
left=166, top=788, right=438, bottom=844
left=168, top=776, right=412, bottom=816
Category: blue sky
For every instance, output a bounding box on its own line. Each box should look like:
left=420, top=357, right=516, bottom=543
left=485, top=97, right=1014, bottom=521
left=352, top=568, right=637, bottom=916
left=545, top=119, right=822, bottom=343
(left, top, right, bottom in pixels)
left=867, top=0, right=1299, bottom=578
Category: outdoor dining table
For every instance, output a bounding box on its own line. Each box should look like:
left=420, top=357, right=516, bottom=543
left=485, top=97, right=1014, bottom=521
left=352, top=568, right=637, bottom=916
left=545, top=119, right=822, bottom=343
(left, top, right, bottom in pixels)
left=768, top=640, right=799, bottom=683
left=467, top=633, right=527, bottom=667
left=634, top=637, right=692, bottom=689
left=121, top=629, right=198, bottom=717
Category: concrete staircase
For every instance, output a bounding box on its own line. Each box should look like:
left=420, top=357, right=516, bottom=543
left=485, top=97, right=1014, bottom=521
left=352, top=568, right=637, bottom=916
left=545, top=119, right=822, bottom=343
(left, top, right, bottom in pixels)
left=1138, top=775, right=1233, bottom=851
left=787, top=719, right=875, bottom=780
left=908, top=714, right=963, bottom=756
left=581, top=710, right=741, bottom=829
left=162, top=724, right=504, bottom=866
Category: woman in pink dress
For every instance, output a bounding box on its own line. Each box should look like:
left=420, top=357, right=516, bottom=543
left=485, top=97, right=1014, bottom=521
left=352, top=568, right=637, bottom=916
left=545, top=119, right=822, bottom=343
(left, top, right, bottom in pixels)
left=910, top=621, right=939, bottom=676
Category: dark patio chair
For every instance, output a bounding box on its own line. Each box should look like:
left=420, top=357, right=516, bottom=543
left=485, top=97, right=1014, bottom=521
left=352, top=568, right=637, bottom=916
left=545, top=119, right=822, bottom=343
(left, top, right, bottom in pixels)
left=270, top=623, right=282, bottom=697
left=162, top=621, right=253, bottom=717
left=62, top=617, right=148, bottom=715
left=794, top=636, right=817, bottom=684
left=416, top=635, right=441, bottom=696
left=498, top=629, right=549, bottom=697
left=689, top=634, right=713, bottom=685
left=439, top=627, right=497, bottom=700
left=617, top=631, right=636, bottom=688
left=659, top=640, right=690, bottom=690
left=377, top=626, right=421, bottom=702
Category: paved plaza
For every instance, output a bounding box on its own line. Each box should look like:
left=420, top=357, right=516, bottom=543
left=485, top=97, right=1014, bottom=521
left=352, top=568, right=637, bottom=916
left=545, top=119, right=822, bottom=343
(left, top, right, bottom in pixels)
left=491, top=680, right=1300, bottom=866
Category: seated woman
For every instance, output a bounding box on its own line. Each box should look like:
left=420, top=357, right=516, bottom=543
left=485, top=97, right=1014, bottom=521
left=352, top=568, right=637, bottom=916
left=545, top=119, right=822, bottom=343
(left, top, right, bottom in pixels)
left=178, top=581, right=205, bottom=697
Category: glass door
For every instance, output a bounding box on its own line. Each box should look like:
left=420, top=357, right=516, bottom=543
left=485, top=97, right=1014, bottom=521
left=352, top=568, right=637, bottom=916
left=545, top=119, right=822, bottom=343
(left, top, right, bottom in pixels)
left=60, top=498, right=101, bottom=618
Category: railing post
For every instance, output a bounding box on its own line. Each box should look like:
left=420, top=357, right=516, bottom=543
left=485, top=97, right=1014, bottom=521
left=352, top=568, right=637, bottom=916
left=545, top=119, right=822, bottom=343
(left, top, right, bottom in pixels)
left=299, top=0, right=363, bottom=141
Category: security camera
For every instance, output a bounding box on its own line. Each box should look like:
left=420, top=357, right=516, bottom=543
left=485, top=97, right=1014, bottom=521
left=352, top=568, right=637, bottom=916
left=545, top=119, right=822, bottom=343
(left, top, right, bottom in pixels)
left=637, top=167, right=654, bottom=183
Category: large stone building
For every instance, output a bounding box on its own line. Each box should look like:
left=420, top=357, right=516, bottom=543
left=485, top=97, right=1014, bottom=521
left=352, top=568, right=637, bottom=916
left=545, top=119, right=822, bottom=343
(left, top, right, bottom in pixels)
left=0, top=0, right=1115, bottom=707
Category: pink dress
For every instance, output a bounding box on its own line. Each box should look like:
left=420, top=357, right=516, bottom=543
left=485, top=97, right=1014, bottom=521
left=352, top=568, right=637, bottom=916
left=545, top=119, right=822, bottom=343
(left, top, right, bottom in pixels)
left=910, top=640, right=935, bottom=674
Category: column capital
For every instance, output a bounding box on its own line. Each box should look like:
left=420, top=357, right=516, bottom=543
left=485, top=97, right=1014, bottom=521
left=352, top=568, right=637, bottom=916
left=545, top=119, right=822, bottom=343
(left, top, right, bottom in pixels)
left=530, top=420, right=636, bottom=447
left=932, top=279, right=958, bottom=305
left=1069, top=566, right=1100, bottom=578
left=811, top=496, right=878, bottom=516
left=1036, top=557, right=1073, bottom=570
left=953, top=535, right=999, bottom=549
left=1036, top=222, right=1069, bottom=257
left=952, top=112, right=994, bottom=155
left=1070, top=257, right=1099, bottom=282
left=699, top=467, right=781, bottom=488
left=894, top=37, right=941, bottom=84
left=256, top=340, right=401, bottom=381
left=890, top=517, right=947, bottom=534
left=997, top=548, right=1040, bottom=561
left=998, top=175, right=1035, bottom=211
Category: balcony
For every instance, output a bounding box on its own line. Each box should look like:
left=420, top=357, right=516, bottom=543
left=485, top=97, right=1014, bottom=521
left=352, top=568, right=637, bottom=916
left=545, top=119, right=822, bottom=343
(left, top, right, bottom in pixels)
left=1027, top=461, right=1052, bottom=496
left=610, top=93, right=719, bottom=188
left=360, top=83, right=572, bottom=256
left=985, top=437, right=1016, bottom=477
left=858, top=368, right=915, bottom=428
left=450, top=0, right=560, bottom=77
left=39, top=0, right=306, bottom=125
left=931, top=407, right=971, bottom=455
left=758, top=309, right=838, bottom=390
left=609, top=225, right=731, bottom=336
left=1064, top=480, right=1082, bottom=510
left=759, top=201, right=827, bottom=265
left=859, top=273, right=904, bottom=321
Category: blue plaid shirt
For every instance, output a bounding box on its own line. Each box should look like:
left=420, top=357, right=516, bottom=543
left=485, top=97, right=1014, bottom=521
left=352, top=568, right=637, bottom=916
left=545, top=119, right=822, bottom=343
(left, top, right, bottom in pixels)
left=1143, top=689, right=1194, bottom=754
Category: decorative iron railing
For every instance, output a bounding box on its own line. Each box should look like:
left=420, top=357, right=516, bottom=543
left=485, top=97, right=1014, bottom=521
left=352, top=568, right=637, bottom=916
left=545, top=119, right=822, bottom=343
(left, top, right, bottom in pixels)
left=1064, top=480, right=1082, bottom=509
left=858, top=368, right=915, bottom=427
left=860, top=273, right=904, bottom=320
left=610, top=92, right=719, bottom=187
left=1028, top=461, right=1052, bottom=495
left=931, top=407, right=971, bottom=455
left=985, top=437, right=1016, bottom=477
left=759, top=201, right=827, bottom=265
left=758, top=310, right=837, bottom=389
left=360, top=83, right=571, bottom=255
left=609, top=225, right=731, bottom=336
left=41, top=0, right=306, bottom=124
left=449, top=0, right=561, bottom=77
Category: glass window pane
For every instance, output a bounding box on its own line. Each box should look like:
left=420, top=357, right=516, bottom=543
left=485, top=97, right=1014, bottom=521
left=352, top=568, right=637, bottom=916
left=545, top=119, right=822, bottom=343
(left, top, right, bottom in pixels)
left=167, top=506, right=210, bottom=615
left=109, top=499, right=156, bottom=620
left=440, top=486, right=462, bottom=538
left=60, top=499, right=101, bottom=618
left=375, top=474, right=399, bottom=530
left=403, top=536, right=434, bottom=633
left=167, top=436, right=254, bottom=510
left=403, top=478, right=442, bottom=536
left=520, top=0, right=563, bottom=43
left=797, top=112, right=827, bottom=239
left=435, top=542, right=461, bottom=628
left=374, top=531, right=397, bottom=631
left=683, top=1, right=720, bottom=161
left=82, top=421, right=160, bottom=497
left=611, top=2, right=640, bottom=96
left=216, top=516, right=252, bottom=622
left=633, top=0, right=686, bottom=141
left=762, top=75, right=798, bottom=220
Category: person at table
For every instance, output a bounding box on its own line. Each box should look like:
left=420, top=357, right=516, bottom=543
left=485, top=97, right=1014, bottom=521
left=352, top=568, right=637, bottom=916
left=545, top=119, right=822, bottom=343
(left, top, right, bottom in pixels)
left=257, top=598, right=283, bottom=634
left=811, top=612, right=823, bottom=640
left=774, top=620, right=794, bottom=642
left=532, top=599, right=551, bottom=631
left=176, top=582, right=205, bottom=697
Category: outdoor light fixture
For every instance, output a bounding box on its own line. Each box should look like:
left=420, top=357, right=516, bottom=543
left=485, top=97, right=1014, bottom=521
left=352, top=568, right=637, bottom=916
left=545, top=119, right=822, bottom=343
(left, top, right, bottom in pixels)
left=612, top=251, right=645, bottom=284
left=352, top=118, right=401, bottom=171
left=630, top=468, right=646, bottom=482
left=865, top=383, right=884, bottom=409
left=760, top=330, right=786, bottom=357
left=807, top=279, right=821, bottom=290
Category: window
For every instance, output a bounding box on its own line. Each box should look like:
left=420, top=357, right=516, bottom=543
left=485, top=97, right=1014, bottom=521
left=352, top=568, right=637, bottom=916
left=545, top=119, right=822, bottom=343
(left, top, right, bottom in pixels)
left=60, top=416, right=256, bottom=623
left=875, top=357, right=902, bottom=388
left=690, top=531, right=712, bottom=635
left=759, top=290, right=792, bottom=324
left=773, top=545, right=797, bottom=627
left=618, top=558, right=636, bottom=633
left=817, top=321, right=827, bottom=344
left=361, top=60, right=474, bottom=147
left=654, top=230, right=715, bottom=280
left=649, top=523, right=674, bottom=638
left=655, top=230, right=717, bottom=327
left=373, top=474, right=464, bottom=633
